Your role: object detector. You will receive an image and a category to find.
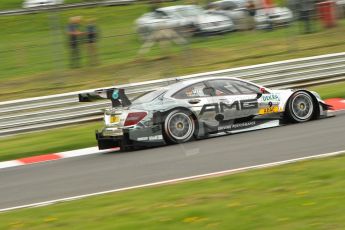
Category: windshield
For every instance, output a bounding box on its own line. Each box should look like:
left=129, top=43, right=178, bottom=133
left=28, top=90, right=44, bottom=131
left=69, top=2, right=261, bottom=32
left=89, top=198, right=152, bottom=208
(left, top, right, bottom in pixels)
left=132, top=89, right=166, bottom=104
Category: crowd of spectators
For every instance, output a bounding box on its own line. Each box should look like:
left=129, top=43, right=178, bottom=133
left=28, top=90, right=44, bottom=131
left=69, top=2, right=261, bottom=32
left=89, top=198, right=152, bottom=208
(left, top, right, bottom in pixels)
left=66, top=16, right=99, bottom=68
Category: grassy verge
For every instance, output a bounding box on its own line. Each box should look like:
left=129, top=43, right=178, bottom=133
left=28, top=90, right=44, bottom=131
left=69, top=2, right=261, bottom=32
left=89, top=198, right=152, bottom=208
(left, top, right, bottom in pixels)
left=1, top=1, right=345, bottom=100
left=0, top=81, right=344, bottom=162
left=0, top=0, right=288, bottom=10
left=309, top=81, right=345, bottom=99
left=0, top=153, right=344, bottom=229
left=0, top=121, right=101, bottom=162
left=0, top=0, right=95, bottom=10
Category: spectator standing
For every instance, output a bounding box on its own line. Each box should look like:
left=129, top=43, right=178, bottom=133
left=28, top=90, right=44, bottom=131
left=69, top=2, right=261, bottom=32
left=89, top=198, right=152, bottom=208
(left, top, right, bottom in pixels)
left=67, top=16, right=84, bottom=68
left=246, top=0, right=257, bottom=30
left=86, top=18, right=99, bottom=66
left=287, top=0, right=298, bottom=18
left=298, top=0, right=315, bottom=33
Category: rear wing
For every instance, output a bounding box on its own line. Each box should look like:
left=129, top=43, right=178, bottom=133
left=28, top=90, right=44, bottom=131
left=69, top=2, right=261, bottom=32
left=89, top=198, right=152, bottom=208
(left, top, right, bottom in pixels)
left=78, top=88, right=131, bottom=107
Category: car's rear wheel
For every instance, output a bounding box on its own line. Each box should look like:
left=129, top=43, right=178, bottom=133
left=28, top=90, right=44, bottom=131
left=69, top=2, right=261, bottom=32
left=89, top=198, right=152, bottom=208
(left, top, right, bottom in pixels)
left=286, top=91, right=314, bottom=123
left=163, top=110, right=196, bottom=144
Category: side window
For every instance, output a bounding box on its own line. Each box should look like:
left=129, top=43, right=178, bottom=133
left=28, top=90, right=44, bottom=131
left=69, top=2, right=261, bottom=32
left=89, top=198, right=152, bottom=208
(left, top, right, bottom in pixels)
left=223, top=82, right=241, bottom=95
left=207, top=79, right=260, bottom=95
left=173, top=82, right=208, bottom=99
left=207, top=80, right=240, bottom=95
left=233, top=81, right=260, bottom=94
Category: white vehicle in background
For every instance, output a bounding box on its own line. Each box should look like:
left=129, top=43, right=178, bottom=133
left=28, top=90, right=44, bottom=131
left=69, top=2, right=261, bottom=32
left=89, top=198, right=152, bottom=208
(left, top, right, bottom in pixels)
left=136, top=9, right=192, bottom=40
left=23, top=0, right=63, bottom=8
left=255, top=6, right=293, bottom=29
left=136, top=5, right=235, bottom=39
left=207, top=0, right=293, bottom=30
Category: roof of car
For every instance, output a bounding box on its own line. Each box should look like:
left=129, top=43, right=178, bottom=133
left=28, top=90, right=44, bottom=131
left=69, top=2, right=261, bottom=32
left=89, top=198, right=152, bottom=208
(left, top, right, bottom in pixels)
left=163, top=76, right=261, bottom=98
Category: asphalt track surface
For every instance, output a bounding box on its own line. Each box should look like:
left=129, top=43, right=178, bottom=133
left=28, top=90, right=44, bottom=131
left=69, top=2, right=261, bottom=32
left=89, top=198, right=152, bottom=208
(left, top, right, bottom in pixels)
left=1, top=114, right=345, bottom=210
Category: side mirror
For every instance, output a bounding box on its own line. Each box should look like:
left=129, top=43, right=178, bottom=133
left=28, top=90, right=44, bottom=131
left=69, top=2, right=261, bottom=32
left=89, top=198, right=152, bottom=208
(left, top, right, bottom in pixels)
left=260, top=87, right=269, bottom=94
left=257, top=87, right=269, bottom=99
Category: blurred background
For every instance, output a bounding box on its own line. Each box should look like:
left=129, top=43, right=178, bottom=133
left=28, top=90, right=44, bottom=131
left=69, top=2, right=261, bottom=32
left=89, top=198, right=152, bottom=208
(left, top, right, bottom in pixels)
left=1, top=3, right=345, bottom=224
left=1, top=0, right=345, bottom=101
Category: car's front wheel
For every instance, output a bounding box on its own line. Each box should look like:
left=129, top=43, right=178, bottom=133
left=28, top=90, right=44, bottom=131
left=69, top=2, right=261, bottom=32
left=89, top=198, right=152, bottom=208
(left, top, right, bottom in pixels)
left=286, top=91, right=315, bottom=123
left=163, top=110, right=196, bottom=144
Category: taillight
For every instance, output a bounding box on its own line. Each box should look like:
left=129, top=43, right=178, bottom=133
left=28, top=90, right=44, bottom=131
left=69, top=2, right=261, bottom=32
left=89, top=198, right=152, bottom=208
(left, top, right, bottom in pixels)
left=124, top=112, right=147, bottom=126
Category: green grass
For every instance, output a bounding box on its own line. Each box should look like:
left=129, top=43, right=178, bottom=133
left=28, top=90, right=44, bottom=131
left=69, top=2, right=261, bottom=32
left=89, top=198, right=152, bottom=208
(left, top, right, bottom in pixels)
left=0, top=81, right=344, bottom=162
left=0, top=153, right=344, bottom=229
left=1, top=1, right=345, bottom=101
left=309, top=81, right=345, bottom=99
left=0, top=0, right=286, bottom=10
left=0, top=121, right=101, bottom=161
left=0, top=0, right=94, bottom=10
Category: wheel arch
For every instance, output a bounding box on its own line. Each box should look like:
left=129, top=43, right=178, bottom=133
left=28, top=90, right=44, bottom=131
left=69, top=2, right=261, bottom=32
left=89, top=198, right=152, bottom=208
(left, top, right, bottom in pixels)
left=284, top=90, right=320, bottom=121
left=153, top=106, right=198, bottom=123
left=153, top=107, right=200, bottom=141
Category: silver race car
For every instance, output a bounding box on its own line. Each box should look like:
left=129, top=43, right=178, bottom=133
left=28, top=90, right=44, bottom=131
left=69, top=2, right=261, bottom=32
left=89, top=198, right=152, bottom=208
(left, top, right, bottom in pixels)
left=79, top=77, right=333, bottom=151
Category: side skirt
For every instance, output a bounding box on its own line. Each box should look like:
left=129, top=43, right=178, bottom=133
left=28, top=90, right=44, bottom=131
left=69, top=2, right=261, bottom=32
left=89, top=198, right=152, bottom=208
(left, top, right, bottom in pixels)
left=207, top=119, right=281, bottom=138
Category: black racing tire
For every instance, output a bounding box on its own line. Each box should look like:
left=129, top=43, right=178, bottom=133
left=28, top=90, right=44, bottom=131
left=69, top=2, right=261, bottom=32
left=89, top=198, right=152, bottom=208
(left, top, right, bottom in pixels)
left=163, top=110, right=196, bottom=144
left=285, top=91, right=315, bottom=123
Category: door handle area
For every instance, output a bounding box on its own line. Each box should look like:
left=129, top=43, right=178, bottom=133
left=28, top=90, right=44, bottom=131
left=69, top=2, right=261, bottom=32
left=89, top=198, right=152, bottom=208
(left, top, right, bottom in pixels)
left=188, top=99, right=201, bottom=104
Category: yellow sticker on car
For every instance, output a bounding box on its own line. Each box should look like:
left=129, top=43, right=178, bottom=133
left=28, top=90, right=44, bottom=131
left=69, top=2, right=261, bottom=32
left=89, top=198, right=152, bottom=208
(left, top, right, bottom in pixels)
left=110, top=116, right=120, bottom=123
left=259, top=106, right=280, bottom=115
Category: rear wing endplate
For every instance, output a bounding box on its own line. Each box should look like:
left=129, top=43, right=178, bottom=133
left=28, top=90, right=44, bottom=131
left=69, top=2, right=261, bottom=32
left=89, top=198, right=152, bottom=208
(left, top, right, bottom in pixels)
left=78, top=88, right=131, bottom=107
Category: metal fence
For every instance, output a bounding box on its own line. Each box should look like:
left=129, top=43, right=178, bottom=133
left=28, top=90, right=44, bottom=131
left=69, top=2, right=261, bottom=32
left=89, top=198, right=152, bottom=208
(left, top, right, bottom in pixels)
left=0, top=0, right=136, bottom=16
left=1, top=52, right=345, bottom=137
left=2, top=0, right=344, bottom=82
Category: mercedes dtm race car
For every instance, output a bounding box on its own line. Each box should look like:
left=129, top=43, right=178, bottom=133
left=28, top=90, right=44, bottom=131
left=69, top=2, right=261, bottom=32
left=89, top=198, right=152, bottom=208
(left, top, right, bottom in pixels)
left=79, top=77, right=333, bottom=151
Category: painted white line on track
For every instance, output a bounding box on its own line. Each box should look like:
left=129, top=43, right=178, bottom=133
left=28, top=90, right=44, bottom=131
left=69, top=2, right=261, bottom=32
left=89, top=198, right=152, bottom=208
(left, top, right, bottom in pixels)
left=0, top=149, right=344, bottom=213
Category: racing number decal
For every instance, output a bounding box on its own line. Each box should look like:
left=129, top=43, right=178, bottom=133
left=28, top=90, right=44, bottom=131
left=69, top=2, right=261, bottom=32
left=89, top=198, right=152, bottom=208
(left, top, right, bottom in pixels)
left=259, top=101, right=281, bottom=115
